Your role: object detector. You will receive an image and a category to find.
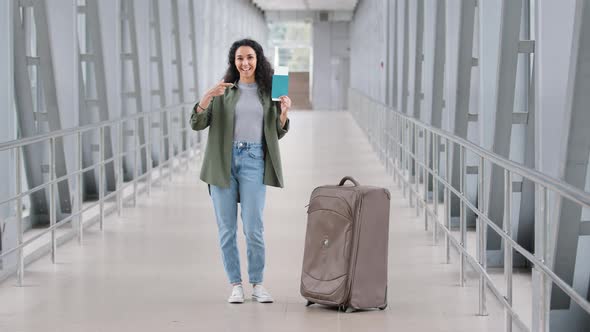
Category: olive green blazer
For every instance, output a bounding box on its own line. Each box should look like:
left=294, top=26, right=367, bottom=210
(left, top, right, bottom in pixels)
left=189, top=84, right=290, bottom=188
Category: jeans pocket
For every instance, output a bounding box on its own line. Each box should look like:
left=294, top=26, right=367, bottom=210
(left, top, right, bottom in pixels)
left=248, top=148, right=265, bottom=160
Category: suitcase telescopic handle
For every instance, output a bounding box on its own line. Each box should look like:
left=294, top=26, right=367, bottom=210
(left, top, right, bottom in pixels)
left=338, top=176, right=360, bottom=186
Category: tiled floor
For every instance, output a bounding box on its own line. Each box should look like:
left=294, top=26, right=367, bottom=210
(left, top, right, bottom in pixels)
left=0, top=111, right=521, bottom=332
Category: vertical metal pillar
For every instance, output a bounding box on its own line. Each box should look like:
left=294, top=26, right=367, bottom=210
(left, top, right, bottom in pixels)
left=77, top=0, right=117, bottom=197
left=171, top=0, right=186, bottom=153
left=13, top=0, right=72, bottom=226
left=188, top=0, right=201, bottom=148
left=410, top=0, right=425, bottom=188
left=149, top=0, right=169, bottom=165
left=516, top=0, right=536, bottom=265
left=386, top=0, right=398, bottom=109
left=120, top=0, right=147, bottom=176
left=551, top=2, right=590, bottom=327
left=428, top=0, right=446, bottom=198
left=487, top=0, right=522, bottom=254
left=400, top=0, right=410, bottom=115
left=412, top=0, right=425, bottom=121
left=450, top=0, right=477, bottom=224
left=430, top=0, right=446, bottom=130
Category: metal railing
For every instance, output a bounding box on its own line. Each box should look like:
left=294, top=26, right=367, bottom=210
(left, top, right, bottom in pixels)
left=349, top=88, right=590, bottom=332
left=0, top=103, right=201, bottom=285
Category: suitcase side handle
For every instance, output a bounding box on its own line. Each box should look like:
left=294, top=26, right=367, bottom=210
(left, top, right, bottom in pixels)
left=338, top=176, right=360, bottom=187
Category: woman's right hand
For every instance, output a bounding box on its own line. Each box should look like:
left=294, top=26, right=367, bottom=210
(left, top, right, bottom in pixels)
left=198, top=80, right=234, bottom=112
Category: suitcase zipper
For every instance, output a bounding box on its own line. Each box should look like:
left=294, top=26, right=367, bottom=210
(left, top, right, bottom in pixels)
left=307, top=208, right=352, bottom=222
left=343, top=194, right=363, bottom=309
left=306, top=194, right=353, bottom=217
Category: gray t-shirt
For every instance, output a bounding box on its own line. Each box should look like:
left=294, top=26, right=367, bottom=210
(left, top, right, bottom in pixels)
left=233, top=82, right=264, bottom=143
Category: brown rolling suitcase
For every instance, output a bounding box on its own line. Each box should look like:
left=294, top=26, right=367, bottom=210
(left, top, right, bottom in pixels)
left=300, top=176, right=390, bottom=312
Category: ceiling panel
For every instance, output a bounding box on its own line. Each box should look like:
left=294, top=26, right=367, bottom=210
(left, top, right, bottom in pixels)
left=306, top=0, right=357, bottom=10
left=252, top=0, right=358, bottom=11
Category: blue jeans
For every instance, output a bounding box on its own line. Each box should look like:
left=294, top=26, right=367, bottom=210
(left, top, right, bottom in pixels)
left=210, top=141, right=267, bottom=284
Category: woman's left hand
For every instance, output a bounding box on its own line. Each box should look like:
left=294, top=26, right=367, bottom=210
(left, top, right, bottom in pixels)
left=279, top=96, right=291, bottom=128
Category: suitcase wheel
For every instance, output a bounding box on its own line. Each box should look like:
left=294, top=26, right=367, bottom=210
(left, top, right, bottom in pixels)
left=305, top=301, right=315, bottom=307
left=379, top=286, right=388, bottom=310
left=339, top=305, right=355, bottom=313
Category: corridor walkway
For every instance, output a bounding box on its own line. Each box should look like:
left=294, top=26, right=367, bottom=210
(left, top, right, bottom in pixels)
left=0, top=111, right=509, bottom=332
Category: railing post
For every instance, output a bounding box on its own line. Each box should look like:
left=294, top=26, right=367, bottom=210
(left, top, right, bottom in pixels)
left=399, top=117, right=403, bottom=189
left=99, top=126, right=105, bottom=230
left=423, top=127, right=428, bottom=230
left=394, top=114, right=397, bottom=181
left=410, top=120, right=414, bottom=202
left=397, top=114, right=402, bottom=186
left=16, top=146, right=24, bottom=286
left=385, top=110, right=389, bottom=176
left=445, top=138, right=451, bottom=264
left=382, top=108, right=386, bottom=165
left=159, top=112, right=164, bottom=184
left=182, top=108, right=188, bottom=170
left=184, top=108, right=190, bottom=170
left=504, top=169, right=513, bottom=332
left=77, top=131, right=84, bottom=244
left=433, top=132, right=439, bottom=245
left=380, top=104, right=383, bottom=162
left=49, top=137, right=56, bottom=264
left=459, top=145, right=466, bottom=287
left=147, top=113, right=152, bottom=196
left=168, top=111, right=173, bottom=182
left=403, top=118, right=408, bottom=198
left=117, top=122, right=123, bottom=215
left=478, top=156, right=487, bottom=316
left=379, top=105, right=387, bottom=162
left=134, top=118, right=139, bottom=207
left=372, top=104, right=375, bottom=149
left=393, top=113, right=399, bottom=184
left=408, top=119, right=412, bottom=198
left=414, top=122, right=420, bottom=216
left=533, top=185, right=549, bottom=331
left=409, top=121, right=414, bottom=207
left=389, top=112, right=393, bottom=178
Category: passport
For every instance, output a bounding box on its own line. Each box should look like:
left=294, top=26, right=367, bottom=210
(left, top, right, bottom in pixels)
left=271, top=66, right=289, bottom=101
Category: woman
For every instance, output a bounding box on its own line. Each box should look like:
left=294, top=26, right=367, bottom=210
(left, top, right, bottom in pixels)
left=190, top=39, right=291, bottom=304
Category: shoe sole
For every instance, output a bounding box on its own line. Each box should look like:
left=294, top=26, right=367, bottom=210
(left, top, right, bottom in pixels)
left=228, top=298, right=245, bottom=304
left=253, top=296, right=274, bottom=303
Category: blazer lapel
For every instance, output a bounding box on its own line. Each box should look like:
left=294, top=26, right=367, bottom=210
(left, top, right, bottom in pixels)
left=226, top=84, right=240, bottom=134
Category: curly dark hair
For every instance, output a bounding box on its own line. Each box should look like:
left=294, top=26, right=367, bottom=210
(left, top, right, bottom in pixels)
left=223, top=39, right=273, bottom=95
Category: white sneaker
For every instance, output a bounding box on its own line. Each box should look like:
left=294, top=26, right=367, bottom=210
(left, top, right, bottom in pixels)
left=252, top=284, right=274, bottom=303
left=228, top=284, right=244, bottom=303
